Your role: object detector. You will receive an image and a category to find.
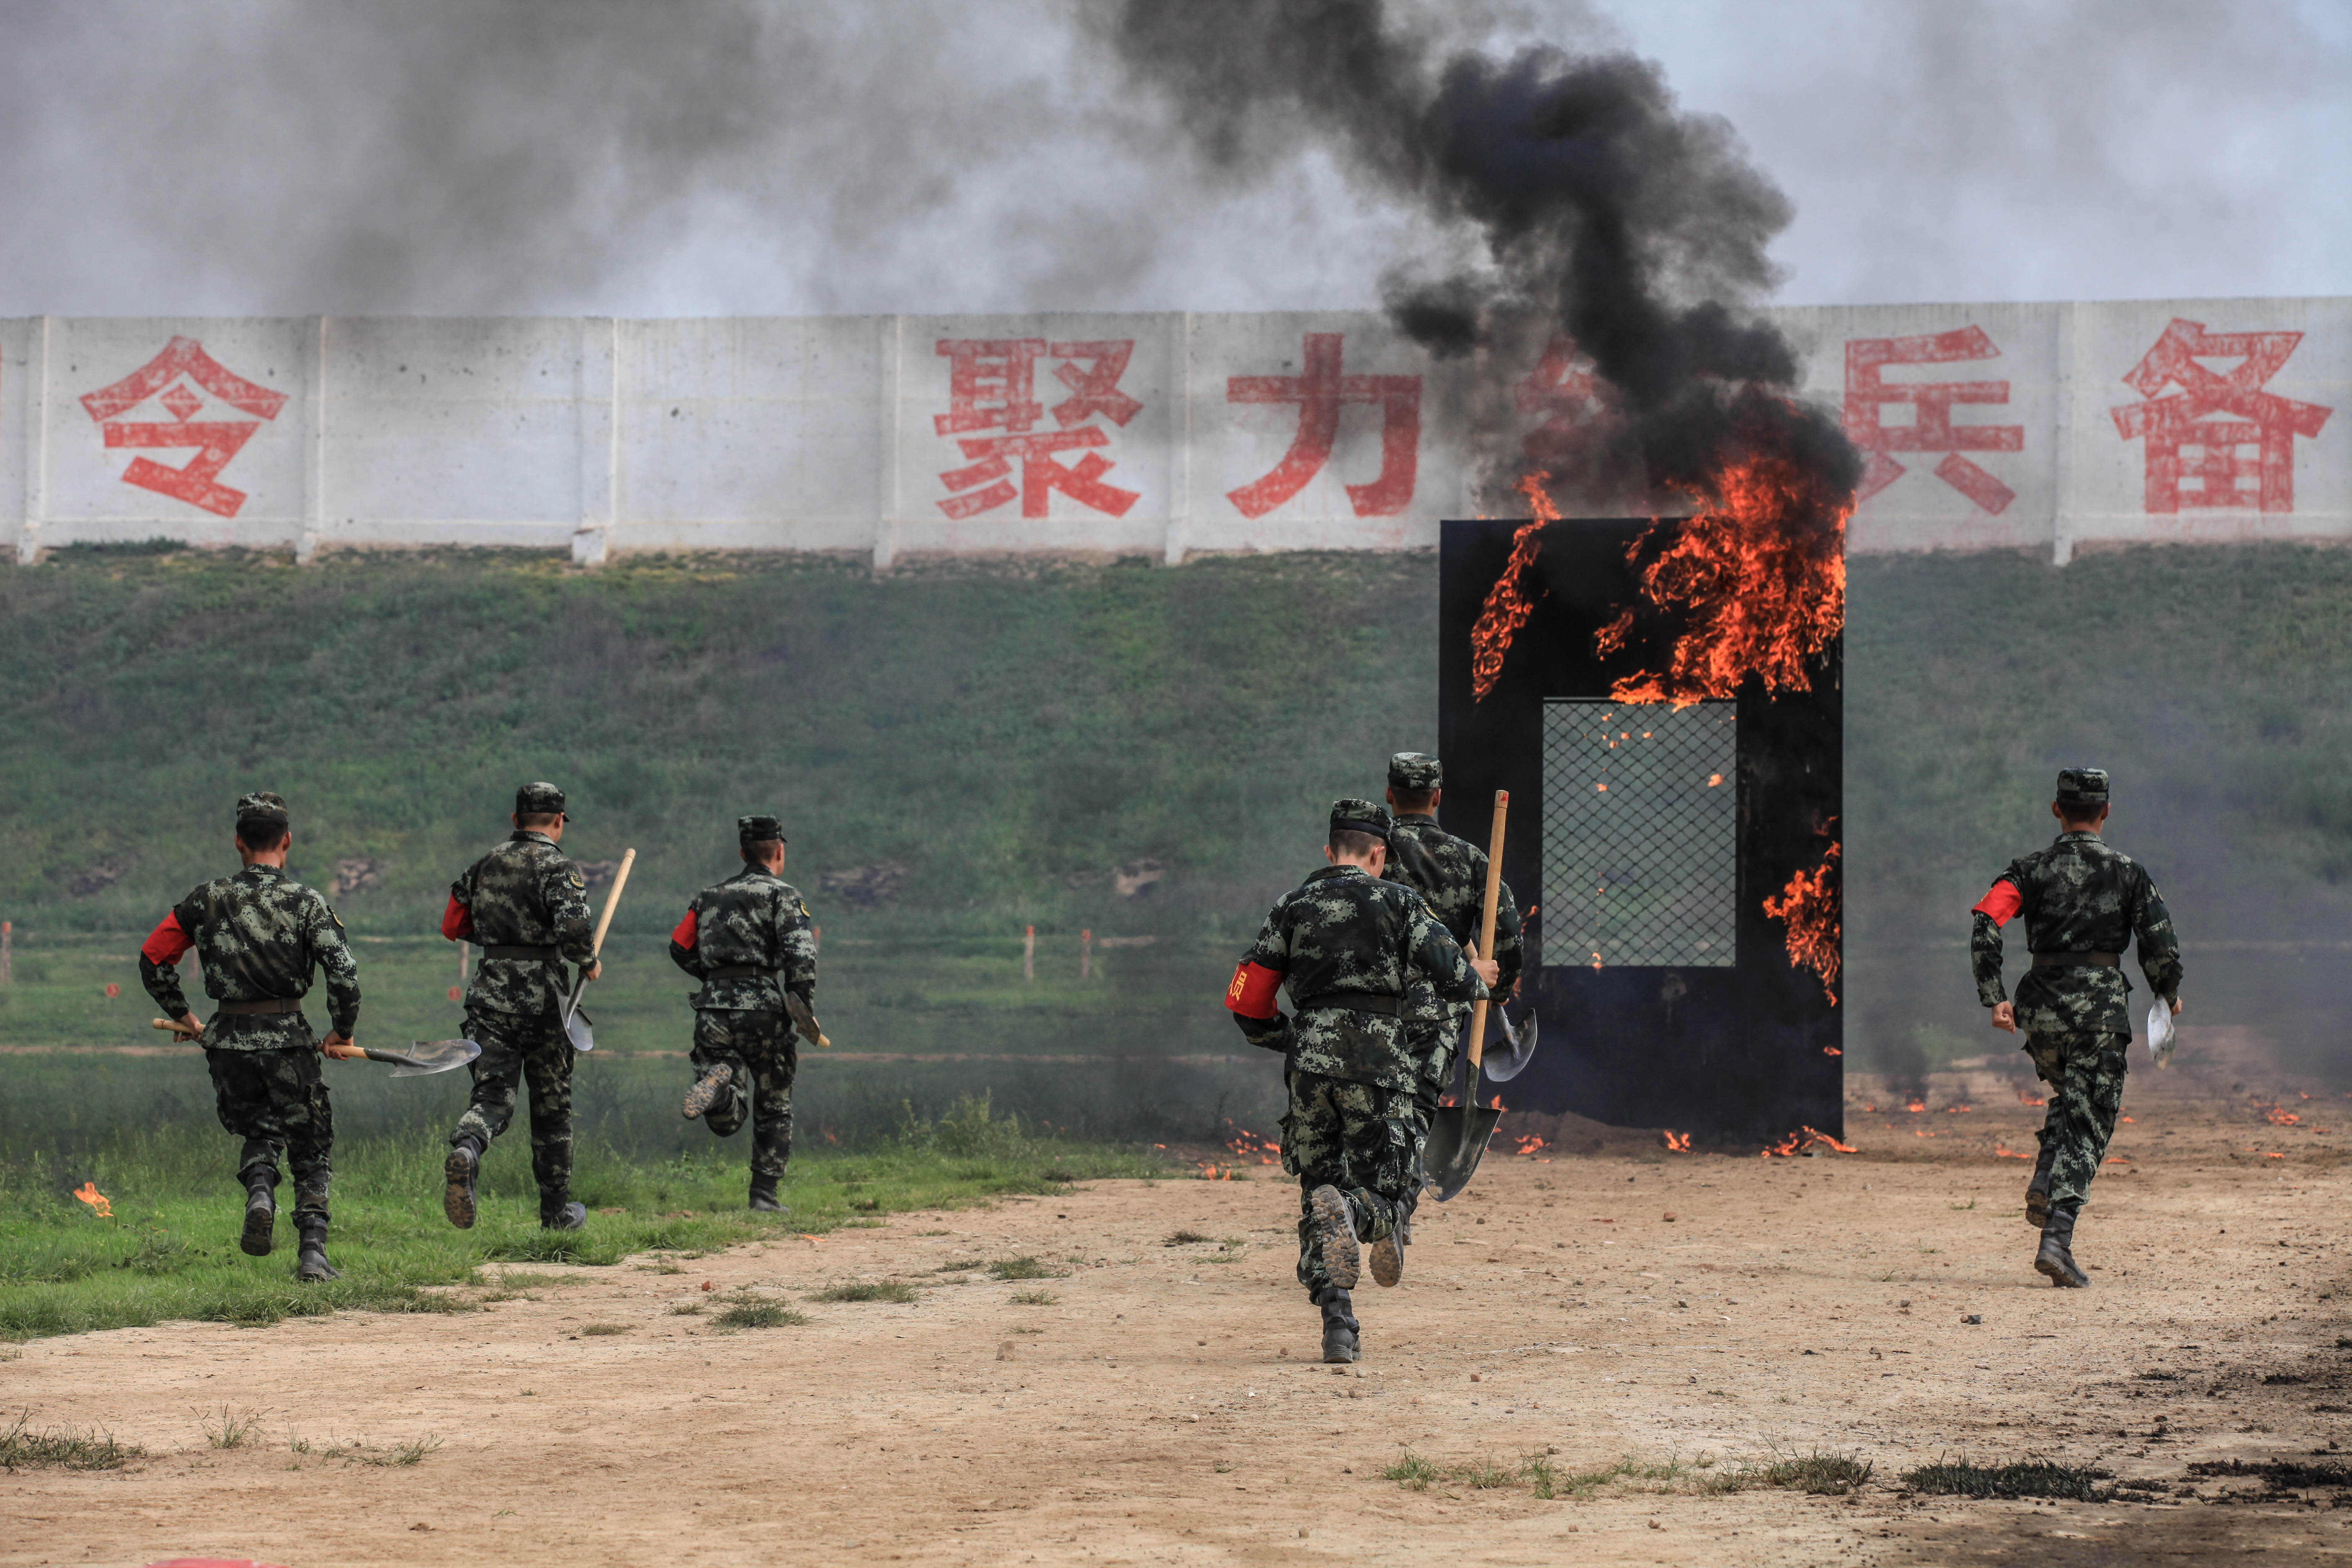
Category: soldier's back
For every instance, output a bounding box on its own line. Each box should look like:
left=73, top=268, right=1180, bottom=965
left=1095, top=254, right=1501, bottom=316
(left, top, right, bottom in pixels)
left=1383, top=817, right=1485, bottom=946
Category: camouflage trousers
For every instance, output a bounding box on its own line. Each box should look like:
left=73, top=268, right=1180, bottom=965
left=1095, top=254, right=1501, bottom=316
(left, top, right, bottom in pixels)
left=2025, top=1029, right=2129, bottom=1210
left=1281, top=1069, right=1414, bottom=1297
left=1397, top=1008, right=1472, bottom=1226
left=205, top=1046, right=333, bottom=1220
left=450, top=1008, right=574, bottom=1206
left=690, top=1008, right=798, bottom=1181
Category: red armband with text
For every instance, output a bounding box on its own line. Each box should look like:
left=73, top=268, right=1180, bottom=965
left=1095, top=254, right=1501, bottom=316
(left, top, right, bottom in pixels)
left=1971, top=880, right=2022, bottom=927
left=670, top=908, right=699, bottom=949
left=1224, top=961, right=1283, bottom=1019
left=441, top=894, right=475, bottom=942
left=141, top=911, right=193, bottom=966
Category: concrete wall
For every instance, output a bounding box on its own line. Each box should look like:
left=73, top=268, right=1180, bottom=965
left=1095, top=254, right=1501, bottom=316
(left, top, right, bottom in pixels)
left=5, top=299, right=2343, bottom=566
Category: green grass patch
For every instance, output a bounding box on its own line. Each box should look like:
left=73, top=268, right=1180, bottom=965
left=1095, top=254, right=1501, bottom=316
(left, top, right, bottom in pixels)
left=0, top=1410, right=141, bottom=1470
left=811, top=1281, right=919, bottom=1304
left=1009, top=1289, right=1057, bottom=1305
left=712, top=1300, right=808, bottom=1329
left=579, top=1323, right=632, bottom=1336
left=1903, top=1458, right=2110, bottom=1501
left=0, top=1123, right=1165, bottom=1341
left=988, top=1255, right=1060, bottom=1280
left=1754, top=1449, right=1875, bottom=1496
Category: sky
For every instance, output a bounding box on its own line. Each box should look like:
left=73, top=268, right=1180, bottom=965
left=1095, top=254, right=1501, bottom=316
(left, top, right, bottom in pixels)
left=0, top=0, right=2342, bottom=319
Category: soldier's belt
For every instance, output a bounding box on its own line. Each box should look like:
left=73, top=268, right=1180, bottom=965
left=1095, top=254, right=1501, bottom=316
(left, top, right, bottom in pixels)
left=481, top=944, right=564, bottom=961
left=2030, top=952, right=2122, bottom=969
left=1292, top=991, right=1401, bottom=1016
left=213, top=997, right=306, bottom=1017
left=705, top=964, right=779, bottom=980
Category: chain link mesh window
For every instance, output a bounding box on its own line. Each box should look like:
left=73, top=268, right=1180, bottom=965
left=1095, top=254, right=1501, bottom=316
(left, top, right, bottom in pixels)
left=1542, top=699, right=1736, bottom=968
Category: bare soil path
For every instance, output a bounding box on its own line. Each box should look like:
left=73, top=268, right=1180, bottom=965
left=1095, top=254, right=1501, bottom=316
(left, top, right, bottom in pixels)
left=8, top=1043, right=2352, bottom=1565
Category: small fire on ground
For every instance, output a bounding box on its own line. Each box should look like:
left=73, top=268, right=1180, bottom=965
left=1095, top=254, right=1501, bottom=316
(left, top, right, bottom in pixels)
left=73, top=1181, right=113, bottom=1218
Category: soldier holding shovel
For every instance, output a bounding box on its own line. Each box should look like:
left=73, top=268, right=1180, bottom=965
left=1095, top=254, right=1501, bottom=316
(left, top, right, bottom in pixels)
left=1226, top=799, right=1496, bottom=1363
left=137, top=792, right=363, bottom=1281
left=438, top=782, right=601, bottom=1232
left=671, top=814, right=822, bottom=1213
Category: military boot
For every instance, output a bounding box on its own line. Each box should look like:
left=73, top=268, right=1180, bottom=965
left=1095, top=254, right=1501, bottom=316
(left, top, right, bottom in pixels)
left=2024, top=1139, right=2057, bottom=1228
left=541, top=1197, right=587, bottom=1231
left=1316, top=1287, right=1360, bottom=1364
left=1367, top=1210, right=1405, bottom=1289
left=682, top=1062, right=734, bottom=1121
left=2034, top=1204, right=2090, bottom=1288
left=748, top=1175, right=789, bottom=1215
left=239, top=1169, right=278, bottom=1257
left=1307, top=1184, right=1361, bottom=1291
left=443, top=1135, right=484, bottom=1230
left=294, top=1215, right=340, bottom=1282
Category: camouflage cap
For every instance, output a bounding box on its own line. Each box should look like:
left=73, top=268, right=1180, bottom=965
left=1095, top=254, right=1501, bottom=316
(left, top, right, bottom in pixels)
left=1330, top=798, right=1393, bottom=839
left=738, top=813, right=786, bottom=845
left=234, top=791, right=289, bottom=826
left=1387, top=751, right=1442, bottom=792
left=515, top=781, right=569, bottom=818
left=2055, top=767, right=2110, bottom=805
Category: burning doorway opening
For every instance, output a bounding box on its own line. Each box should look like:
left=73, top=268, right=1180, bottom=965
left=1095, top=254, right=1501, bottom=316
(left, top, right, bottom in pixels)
left=1440, top=517, right=1842, bottom=1142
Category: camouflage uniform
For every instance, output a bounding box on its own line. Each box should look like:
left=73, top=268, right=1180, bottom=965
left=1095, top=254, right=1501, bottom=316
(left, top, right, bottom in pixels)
left=1228, top=800, right=1488, bottom=1300
left=137, top=794, right=359, bottom=1246
left=442, top=784, right=596, bottom=1221
left=671, top=815, right=819, bottom=1194
left=1973, top=771, right=2181, bottom=1218
left=1380, top=752, right=1523, bottom=1195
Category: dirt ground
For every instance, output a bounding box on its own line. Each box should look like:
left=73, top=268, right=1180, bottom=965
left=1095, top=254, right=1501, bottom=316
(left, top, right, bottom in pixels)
left=10, top=1034, right=2352, bottom=1566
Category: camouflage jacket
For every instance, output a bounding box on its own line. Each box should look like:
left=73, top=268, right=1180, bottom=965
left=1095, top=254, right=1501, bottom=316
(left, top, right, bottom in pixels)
left=1971, top=830, right=2182, bottom=1036
left=138, top=864, right=361, bottom=1052
left=1232, top=864, right=1488, bottom=1092
left=1383, top=812, right=1524, bottom=1014
left=668, top=866, right=818, bottom=1012
left=448, top=831, right=596, bottom=1017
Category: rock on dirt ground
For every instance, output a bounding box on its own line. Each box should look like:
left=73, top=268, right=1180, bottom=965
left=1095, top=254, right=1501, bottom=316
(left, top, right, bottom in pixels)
left=6, top=1036, right=2352, bottom=1565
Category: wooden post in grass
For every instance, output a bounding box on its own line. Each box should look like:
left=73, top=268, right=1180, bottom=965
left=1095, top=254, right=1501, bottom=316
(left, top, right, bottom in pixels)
left=1080, top=928, right=1092, bottom=981
left=1024, top=925, right=1035, bottom=983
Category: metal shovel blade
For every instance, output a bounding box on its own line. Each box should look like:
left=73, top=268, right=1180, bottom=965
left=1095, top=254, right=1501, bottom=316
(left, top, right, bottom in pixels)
left=1480, top=1006, right=1542, bottom=1083
left=1421, top=1102, right=1504, bottom=1202
left=363, top=1039, right=482, bottom=1078
left=565, top=1004, right=595, bottom=1054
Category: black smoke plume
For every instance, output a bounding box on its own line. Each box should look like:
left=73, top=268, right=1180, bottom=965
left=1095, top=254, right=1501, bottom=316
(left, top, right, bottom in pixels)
left=1089, top=1, right=1863, bottom=508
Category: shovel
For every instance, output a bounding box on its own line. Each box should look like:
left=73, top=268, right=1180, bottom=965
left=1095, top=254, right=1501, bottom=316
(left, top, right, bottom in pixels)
left=560, top=847, right=637, bottom=1053
left=152, top=1018, right=482, bottom=1076
left=1420, top=790, right=1511, bottom=1202
left=1481, top=1000, right=1542, bottom=1084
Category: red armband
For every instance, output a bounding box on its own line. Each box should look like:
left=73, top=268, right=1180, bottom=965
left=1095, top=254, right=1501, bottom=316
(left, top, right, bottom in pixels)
left=1224, top=961, right=1283, bottom=1019
left=1971, top=880, right=2022, bottom=927
left=670, top=908, right=699, bottom=949
left=141, top=911, right=193, bottom=966
left=441, top=894, right=475, bottom=941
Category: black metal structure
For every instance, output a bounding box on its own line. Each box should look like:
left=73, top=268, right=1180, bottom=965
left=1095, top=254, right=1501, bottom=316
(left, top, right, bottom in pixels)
left=1439, top=518, right=1842, bottom=1141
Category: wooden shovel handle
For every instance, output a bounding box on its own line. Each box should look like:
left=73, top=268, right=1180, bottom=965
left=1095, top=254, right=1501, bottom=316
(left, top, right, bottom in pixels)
left=1464, top=791, right=1509, bottom=1077
left=586, top=847, right=637, bottom=961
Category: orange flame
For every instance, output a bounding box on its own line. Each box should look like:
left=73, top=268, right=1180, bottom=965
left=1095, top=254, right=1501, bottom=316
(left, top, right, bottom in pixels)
left=1662, top=1130, right=1692, bottom=1153
left=1220, top=1121, right=1282, bottom=1166
left=1467, top=474, right=1560, bottom=701
left=1993, top=1143, right=2032, bottom=1159
left=1904, top=1100, right=1927, bottom=1114
left=1597, top=447, right=1850, bottom=708
left=73, top=1181, right=113, bottom=1219
left=1760, top=1125, right=1856, bottom=1158
left=1763, top=837, right=1841, bottom=1005
left=1513, top=1135, right=1549, bottom=1156
left=1945, top=1104, right=1975, bottom=1115
left=2017, top=1090, right=2047, bottom=1107
left=2262, top=1106, right=2302, bottom=1127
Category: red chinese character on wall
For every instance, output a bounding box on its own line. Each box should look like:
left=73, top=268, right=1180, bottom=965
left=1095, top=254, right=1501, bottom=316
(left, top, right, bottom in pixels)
left=80, top=336, right=288, bottom=518
left=1227, top=333, right=1420, bottom=518
left=1515, top=334, right=1613, bottom=466
left=933, top=338, right=1142, bottom=520
left=2110, top=318, right=2333, bottom=513
left=1842, top=326, right=2023, bottom=515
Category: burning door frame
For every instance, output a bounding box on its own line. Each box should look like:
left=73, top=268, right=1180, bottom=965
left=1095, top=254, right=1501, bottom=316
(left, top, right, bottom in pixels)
left=1440, top=517, right=1842, bottom=1142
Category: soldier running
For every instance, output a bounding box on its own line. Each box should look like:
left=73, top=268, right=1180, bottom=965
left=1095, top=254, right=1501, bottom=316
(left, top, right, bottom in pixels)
left=671, top=814, right=820, bottom=1213
left=438, top=782, right=601, bottom=1232
left=137, top=792, right=362, bottom=1281
left=1226, top=799, right=1496, bottom=1363
left=1972, top=768, right=2182, bottom=1287
left=1378, top=752, right=1523, bottom=1260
